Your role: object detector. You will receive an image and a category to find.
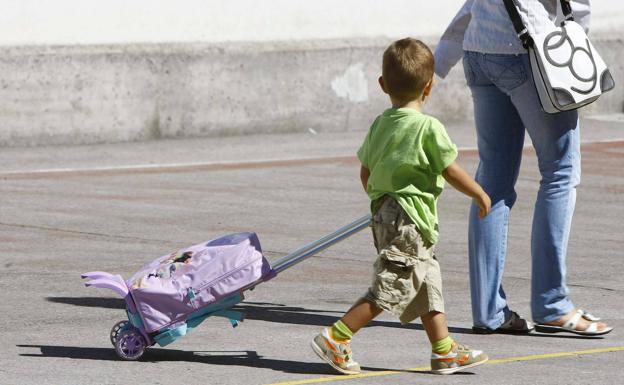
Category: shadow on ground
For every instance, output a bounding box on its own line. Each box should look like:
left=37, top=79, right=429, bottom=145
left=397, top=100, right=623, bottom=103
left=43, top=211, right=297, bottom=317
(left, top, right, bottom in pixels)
left=17, top=344, right=393, bottom=374
left=48, top=297, right=606, bottom=339
left=47, top=296, right=475, bottom=334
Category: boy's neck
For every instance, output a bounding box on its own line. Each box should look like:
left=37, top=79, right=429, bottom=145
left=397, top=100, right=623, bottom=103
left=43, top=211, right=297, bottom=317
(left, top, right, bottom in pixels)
left=390, top=97, right=424, bottom=111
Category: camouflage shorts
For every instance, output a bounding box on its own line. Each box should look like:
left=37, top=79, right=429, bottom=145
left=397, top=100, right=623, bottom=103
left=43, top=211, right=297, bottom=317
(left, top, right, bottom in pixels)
left=365, top=197, right=445, bottom=324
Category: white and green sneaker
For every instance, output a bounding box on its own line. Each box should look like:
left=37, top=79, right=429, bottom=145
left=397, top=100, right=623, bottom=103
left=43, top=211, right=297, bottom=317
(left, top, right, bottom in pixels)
left=430, top=342, right=488, bottom=375
left=311, top=328, right=361, bottom=375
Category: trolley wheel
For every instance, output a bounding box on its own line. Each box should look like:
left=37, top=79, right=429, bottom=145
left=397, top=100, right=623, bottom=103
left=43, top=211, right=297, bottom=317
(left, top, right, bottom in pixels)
left=110, top=320, right=130, bottom=346
left=115, top=328, right=147, bottom=360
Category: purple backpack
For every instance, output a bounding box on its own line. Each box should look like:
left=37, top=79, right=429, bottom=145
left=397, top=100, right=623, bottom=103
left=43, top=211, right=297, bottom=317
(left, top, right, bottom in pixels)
left=127, top=232, right=272, bottom=332
left=83, top=215, right=371, bottom=360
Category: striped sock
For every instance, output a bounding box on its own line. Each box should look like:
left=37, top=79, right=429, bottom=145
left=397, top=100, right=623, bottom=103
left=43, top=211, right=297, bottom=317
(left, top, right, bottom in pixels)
left=431, top=336, right=454, bottom=355
left=330, top=320, right=354, bottom=342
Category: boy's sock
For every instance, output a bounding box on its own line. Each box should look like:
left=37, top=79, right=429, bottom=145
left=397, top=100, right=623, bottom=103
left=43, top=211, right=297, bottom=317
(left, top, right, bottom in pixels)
left=431, top=335, right=454, bottom=355
left=330, top=320, right=354, bottom=342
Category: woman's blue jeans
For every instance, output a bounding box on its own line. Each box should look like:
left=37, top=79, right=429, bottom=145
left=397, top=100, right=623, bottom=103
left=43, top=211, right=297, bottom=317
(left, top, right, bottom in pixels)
left=463, top=51, right=580, bottom=328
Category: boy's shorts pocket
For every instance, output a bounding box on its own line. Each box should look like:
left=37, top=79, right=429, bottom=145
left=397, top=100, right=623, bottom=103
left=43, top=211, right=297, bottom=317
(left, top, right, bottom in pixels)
left=373, top=196, right=401, bottom=226
left=372, top=196, right=401, bottom=251
left=370, top=250, right=417, bottom=307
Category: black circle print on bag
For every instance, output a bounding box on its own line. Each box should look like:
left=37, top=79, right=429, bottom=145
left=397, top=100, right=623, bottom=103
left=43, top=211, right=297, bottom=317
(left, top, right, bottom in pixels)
left=543, top=25, right=597, bottom=95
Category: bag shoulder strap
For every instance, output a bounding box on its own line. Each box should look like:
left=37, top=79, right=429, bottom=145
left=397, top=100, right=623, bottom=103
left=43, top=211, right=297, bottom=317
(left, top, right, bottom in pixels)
left=560, top=0, right=574, bottom=21
left=502, top=0, right=575, bottom=48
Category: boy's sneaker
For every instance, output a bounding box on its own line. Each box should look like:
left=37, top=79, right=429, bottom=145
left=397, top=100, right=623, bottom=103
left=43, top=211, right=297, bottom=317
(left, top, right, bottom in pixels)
left=430, top=342, right=488, bottom=375
left=311, top=328, right=361, bottom=375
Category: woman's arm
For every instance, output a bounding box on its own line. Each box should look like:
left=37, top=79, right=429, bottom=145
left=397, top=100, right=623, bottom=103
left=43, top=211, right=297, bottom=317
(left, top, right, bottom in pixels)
left=434, top=0, right=474, bottom=79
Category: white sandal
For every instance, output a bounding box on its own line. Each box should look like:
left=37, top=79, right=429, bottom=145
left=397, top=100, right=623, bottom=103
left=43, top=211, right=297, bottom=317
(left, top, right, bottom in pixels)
left=535, top=309, right=613, bottom=336
left=579, top=309, right=601, bottom=322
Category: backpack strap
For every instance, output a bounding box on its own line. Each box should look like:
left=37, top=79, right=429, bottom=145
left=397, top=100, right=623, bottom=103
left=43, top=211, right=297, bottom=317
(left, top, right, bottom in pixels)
left=212, top=309, right=246, bottom=328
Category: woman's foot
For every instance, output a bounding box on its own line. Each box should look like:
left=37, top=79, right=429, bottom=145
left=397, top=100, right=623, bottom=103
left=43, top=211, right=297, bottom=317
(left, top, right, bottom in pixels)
left=535, top=309, right=613, bottom=336
left=472, top=311, right=534, bottom=334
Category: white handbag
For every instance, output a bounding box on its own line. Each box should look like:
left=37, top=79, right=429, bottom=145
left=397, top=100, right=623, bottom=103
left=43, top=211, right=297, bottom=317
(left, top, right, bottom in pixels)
left=503, top=0, right=615, bottom=113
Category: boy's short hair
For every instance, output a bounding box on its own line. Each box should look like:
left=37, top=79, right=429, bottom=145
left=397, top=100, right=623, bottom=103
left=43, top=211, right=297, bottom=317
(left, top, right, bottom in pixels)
left=382, top=38, right=434, bottom=101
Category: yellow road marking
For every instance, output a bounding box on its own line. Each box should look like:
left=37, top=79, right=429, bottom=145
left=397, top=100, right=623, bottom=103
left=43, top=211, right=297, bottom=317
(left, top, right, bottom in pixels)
left=265, top=346, right=624, bottom=385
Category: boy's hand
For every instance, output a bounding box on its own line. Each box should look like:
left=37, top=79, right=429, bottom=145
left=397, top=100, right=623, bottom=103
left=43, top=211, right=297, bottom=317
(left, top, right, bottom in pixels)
left=474, top=192, right=491, bottom=218
left=442, top=161, right=491, bottom=218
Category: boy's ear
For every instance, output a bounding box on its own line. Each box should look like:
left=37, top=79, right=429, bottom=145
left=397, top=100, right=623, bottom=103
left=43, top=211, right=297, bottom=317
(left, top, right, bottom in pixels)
left=378, top=76, right=389, bottom=94
left=422, top=78, right=434, bottom=98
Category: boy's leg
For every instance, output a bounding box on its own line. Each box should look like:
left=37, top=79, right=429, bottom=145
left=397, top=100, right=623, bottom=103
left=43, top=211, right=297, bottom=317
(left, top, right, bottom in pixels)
left=311, top=198, right=395, bottom=375
left=422, top=311, right=453, bottom=357
left=421, top=310, right=449, bottom=343
left=416, top=265, right=487, bottom=374
left=311, top=298, right=380, bottom=375
left=424, top=310, right=489, bottom=375
left=341, top=297, right=383, bottom=334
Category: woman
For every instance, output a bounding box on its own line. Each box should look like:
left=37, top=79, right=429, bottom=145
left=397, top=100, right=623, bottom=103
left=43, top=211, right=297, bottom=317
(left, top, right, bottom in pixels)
left=434, top=0, right=612, bottom=335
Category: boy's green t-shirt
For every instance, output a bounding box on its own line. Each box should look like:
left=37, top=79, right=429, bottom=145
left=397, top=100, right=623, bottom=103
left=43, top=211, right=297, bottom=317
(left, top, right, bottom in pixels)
left=357, top=108, right=458, bottom=245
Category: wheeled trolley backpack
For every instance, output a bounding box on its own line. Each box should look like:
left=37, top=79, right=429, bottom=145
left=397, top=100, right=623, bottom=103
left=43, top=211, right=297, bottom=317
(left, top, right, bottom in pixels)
left=82, top=215, right=371, bottom=360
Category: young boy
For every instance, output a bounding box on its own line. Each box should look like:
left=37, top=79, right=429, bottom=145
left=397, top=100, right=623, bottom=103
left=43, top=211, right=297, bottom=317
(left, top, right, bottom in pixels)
left=311, top=38, right=492, bottom=375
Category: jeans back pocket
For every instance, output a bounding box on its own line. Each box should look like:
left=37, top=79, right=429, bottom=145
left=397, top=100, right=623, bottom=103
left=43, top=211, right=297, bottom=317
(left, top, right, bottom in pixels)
left=483, top=54, right=528, bottom=92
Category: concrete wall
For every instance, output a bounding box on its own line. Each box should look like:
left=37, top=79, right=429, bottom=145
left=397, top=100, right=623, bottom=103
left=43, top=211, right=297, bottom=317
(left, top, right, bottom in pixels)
left=0, top=40, right=384, bottom=146
left=1, top=1, right=623, bottom=146
left=1, top=37, right=622, bottom=147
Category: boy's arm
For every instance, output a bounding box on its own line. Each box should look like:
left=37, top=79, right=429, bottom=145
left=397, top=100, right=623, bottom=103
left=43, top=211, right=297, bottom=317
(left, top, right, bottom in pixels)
left=360, top=165, right=370, bottom=192
left=442, top=161, right=491, bottom=218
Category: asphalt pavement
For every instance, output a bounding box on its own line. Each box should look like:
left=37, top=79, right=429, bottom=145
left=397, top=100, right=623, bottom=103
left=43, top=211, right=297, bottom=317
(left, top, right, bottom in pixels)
left=1, top=114, right=623, bottom=385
